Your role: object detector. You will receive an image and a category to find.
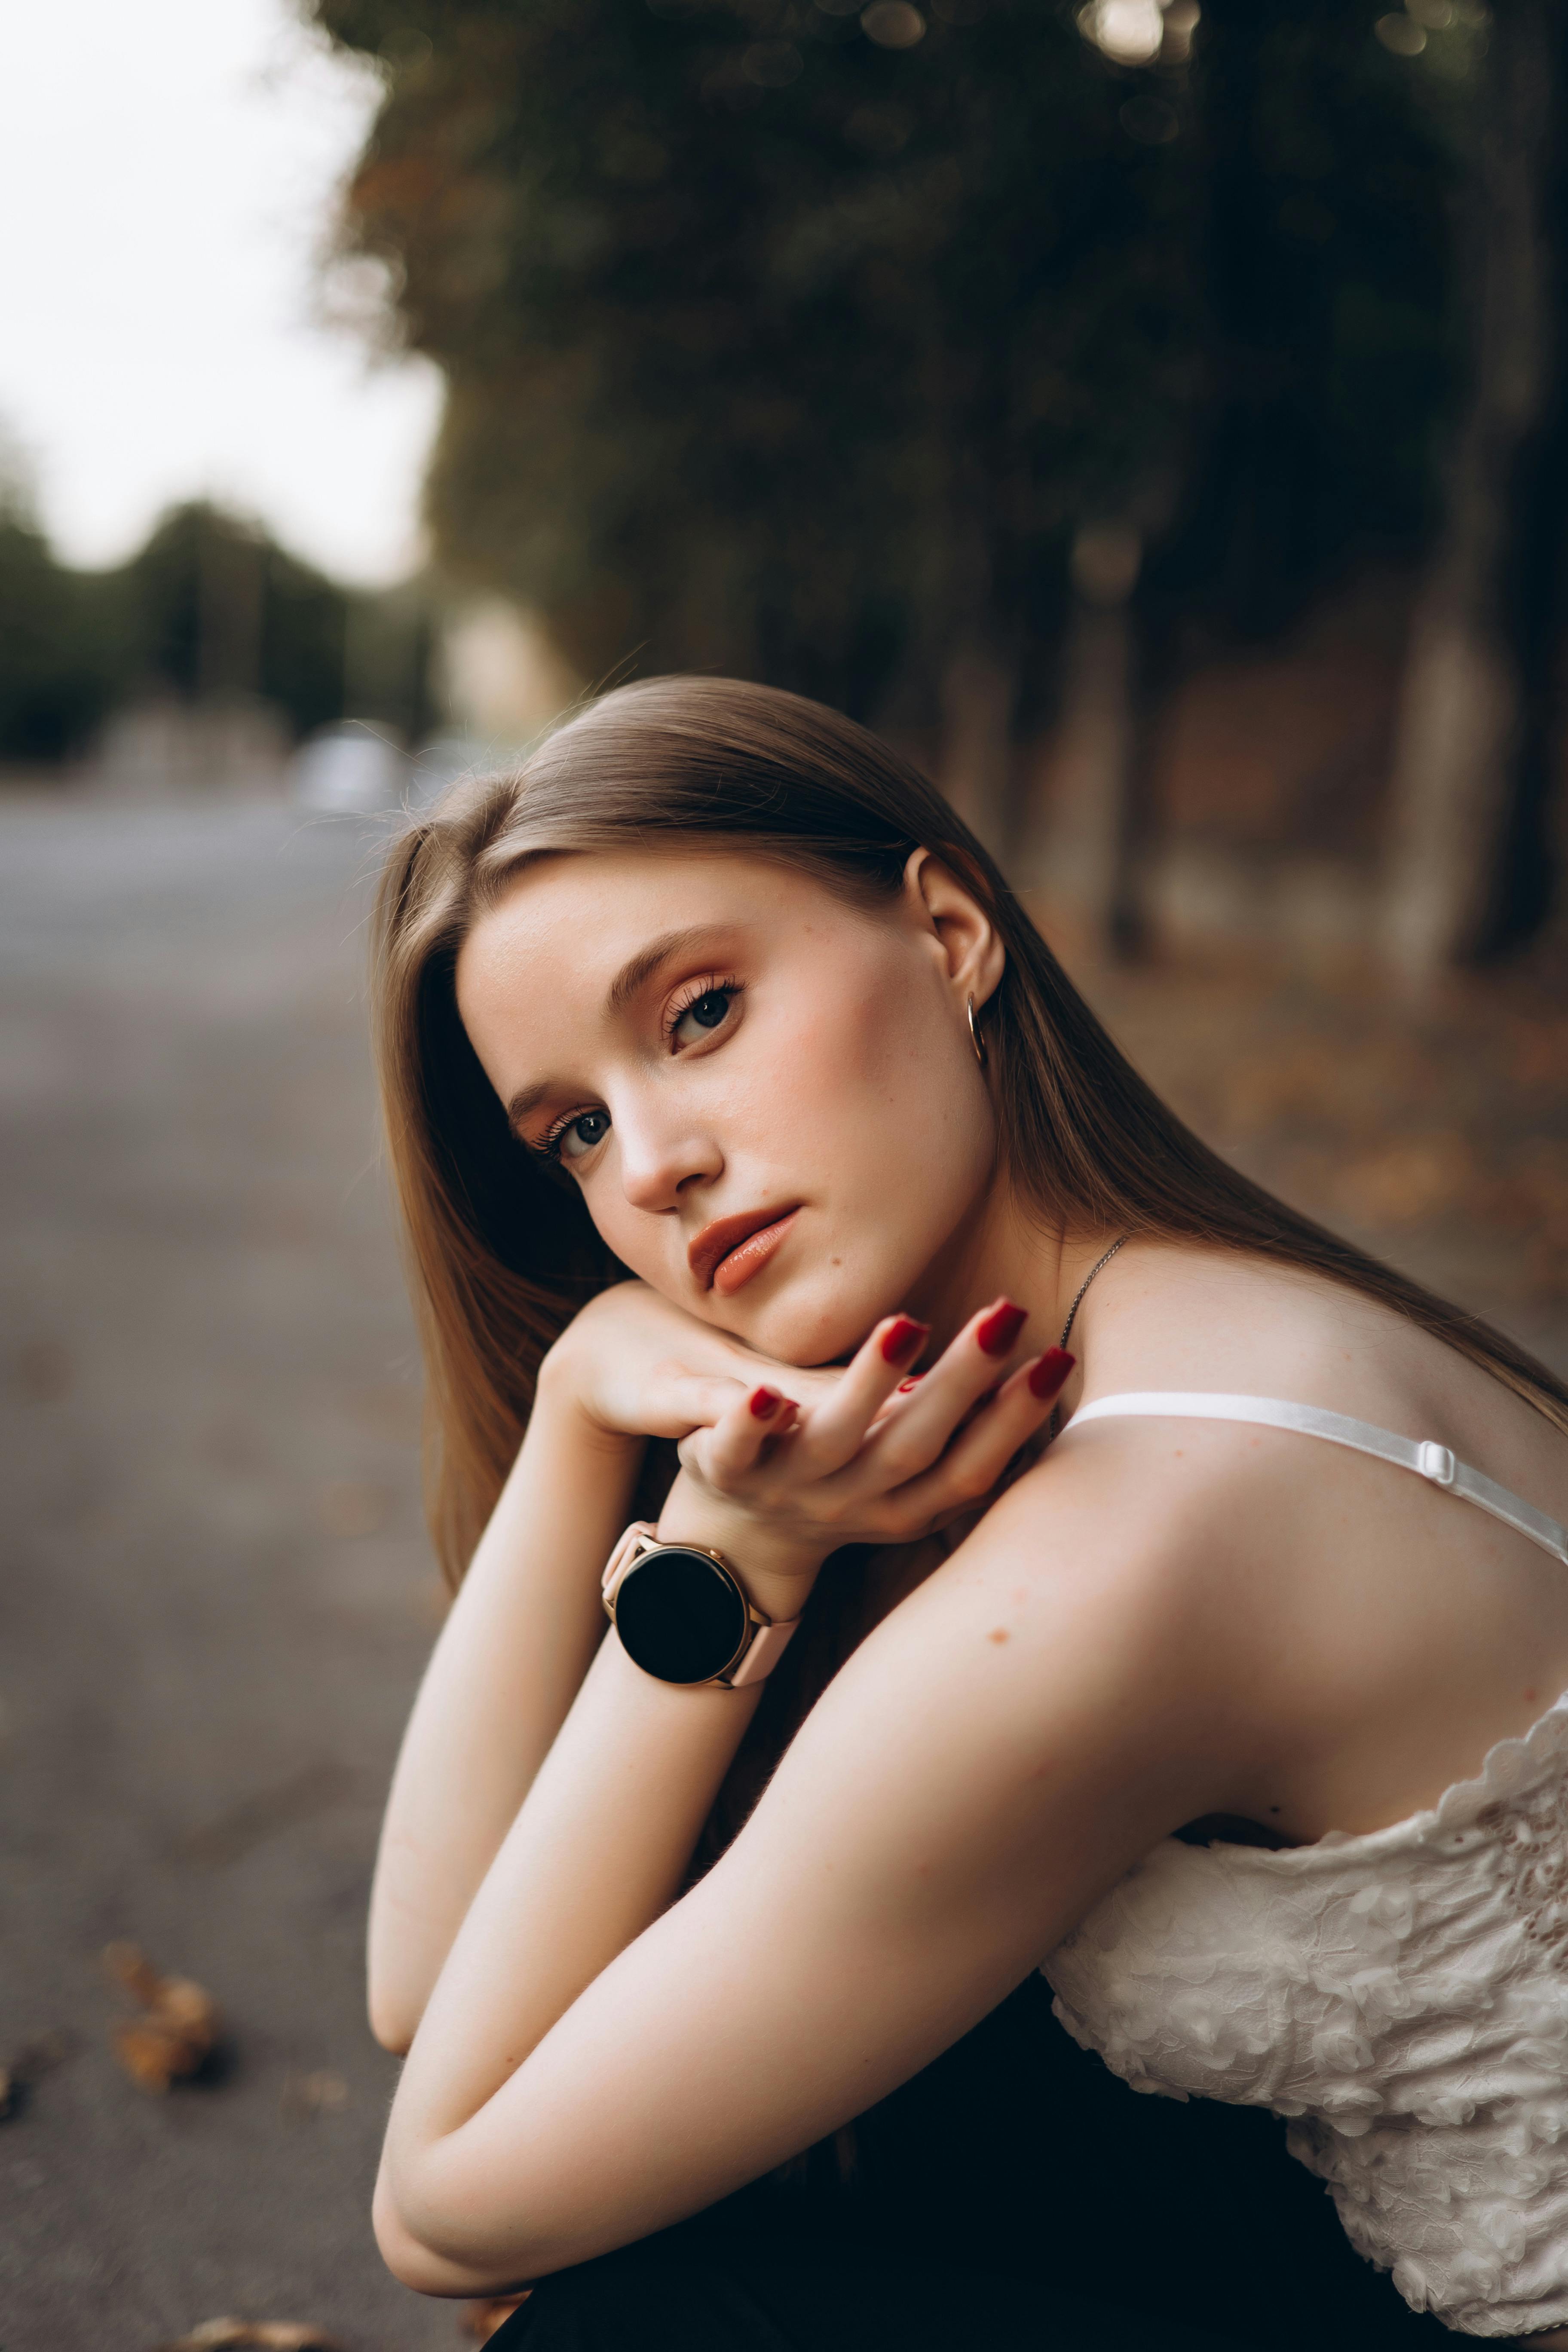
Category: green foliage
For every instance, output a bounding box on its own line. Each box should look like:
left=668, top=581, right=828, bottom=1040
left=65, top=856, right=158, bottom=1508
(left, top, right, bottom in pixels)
left=1152, top=0, right=1464, bottom=642
left=0, top=492, right=435, bottom=764
left=317, top=0, right=1466, bottom=707
left=316, top=0, right=1202, bottom=712
left=0, top=484, right=126, bottom=760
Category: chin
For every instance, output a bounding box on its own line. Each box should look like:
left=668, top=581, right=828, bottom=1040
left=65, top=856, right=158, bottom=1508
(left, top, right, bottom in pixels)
left=730, top=1263, right=913, bottom=1368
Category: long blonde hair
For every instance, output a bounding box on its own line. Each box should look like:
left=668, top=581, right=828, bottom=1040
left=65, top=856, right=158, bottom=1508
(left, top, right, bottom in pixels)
left=373, top=674, right=1568, bottom=1587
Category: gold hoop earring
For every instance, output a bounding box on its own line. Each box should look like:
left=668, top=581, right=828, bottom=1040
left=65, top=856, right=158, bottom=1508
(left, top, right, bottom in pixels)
left=967, top=995, right=987, bottom=1069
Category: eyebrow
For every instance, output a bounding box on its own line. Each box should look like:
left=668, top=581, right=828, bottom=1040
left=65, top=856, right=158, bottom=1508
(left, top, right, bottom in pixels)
left=504, top=925, right=726, bottom=1134
left=605, top=925, right=720, bottom=1017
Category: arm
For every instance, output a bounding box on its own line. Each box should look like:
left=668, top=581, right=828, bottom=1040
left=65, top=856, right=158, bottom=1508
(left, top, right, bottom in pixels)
left=367, top=1281, right=820, bottom=2052
left=375, top=1417, right=1238, bottom=2293
left=365, top=1375, right=635, bottom=2054
left=373, top=1316, right=1150, bottom=2293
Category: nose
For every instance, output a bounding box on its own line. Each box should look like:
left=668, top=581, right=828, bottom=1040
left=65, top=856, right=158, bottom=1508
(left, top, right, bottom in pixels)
left=615, top=1095, right=723, bottom=1216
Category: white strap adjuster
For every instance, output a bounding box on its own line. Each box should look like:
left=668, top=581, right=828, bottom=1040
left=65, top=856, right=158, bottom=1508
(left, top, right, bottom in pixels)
left=1417, top=1441, right=1456, bottom=1487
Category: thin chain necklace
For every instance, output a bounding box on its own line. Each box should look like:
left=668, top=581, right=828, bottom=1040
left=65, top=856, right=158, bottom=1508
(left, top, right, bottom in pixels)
left=1059, top=1233, right=1130, bottom=1351
left=1050, top=1234, right=1130, bottom=1441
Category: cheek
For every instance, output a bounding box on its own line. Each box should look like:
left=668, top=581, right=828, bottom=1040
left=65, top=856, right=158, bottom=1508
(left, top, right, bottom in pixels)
left=762, top=961, right=983, bottom=1205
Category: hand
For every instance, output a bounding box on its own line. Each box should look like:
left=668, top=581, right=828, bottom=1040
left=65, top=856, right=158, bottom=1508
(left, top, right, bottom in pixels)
left=659, top=1299, right=1075, bottom=1599
left=539, top=1280, right=842, bottom=1449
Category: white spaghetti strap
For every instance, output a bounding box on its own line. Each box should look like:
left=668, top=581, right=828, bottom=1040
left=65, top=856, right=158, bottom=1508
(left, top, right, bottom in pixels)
left=1068, top=1391, right=1568, bottom=1570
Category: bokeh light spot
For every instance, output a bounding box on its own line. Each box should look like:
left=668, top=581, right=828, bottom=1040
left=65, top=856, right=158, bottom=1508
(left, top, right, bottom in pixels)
left=1078, top=0, right=1164, bottom=66
left=1375, top=13, right=1428, bottom=54
left=862, top=2, right=928, bottom=49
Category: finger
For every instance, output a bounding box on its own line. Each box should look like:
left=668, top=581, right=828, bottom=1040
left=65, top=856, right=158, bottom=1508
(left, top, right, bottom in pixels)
left=638, top=1370, right=754, bottom=1441
left=874, top=1347, right=1074, bottom=1534
left=868, top=1369, right=925, bottom=1428
left=787, top=1314, right=931, bottom=1473
left=680, top=1380, right=799, bottom=1488
left=851, top=1297, right=1034, bottom=1485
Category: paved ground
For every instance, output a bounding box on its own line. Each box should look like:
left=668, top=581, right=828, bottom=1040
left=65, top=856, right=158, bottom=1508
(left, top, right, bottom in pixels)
left=3, top=787, right=1564, bottom=2352
left=1, top=792, right=447, bottom=2352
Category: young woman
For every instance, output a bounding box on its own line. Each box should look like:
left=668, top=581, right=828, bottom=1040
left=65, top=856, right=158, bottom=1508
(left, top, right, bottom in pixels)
left=365, top=676, right=1568, bottom=2349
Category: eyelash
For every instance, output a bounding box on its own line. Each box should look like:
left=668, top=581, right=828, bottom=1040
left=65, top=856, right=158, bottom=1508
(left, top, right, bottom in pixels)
left=532, top=974, right=745, bottom=1164
left=661, top=971, right=744, bottom=1048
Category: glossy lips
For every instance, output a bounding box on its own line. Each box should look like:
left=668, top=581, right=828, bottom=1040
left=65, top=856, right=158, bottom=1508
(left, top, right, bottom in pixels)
left=689, top=1206, right=802, bottom=1296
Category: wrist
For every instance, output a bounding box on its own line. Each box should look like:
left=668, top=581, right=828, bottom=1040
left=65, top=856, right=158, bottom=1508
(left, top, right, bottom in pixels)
left=654, top=1489, right=826, bottom=1623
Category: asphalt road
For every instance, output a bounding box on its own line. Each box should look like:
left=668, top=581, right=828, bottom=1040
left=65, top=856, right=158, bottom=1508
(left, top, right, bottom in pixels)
left=1, top=790, right=451, bottom=2352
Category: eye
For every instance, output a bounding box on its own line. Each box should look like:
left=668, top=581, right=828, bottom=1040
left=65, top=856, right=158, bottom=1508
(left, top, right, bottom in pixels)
left=556, top=1108, right=612, bottom=1163
left=671, top=986, right=735, bottom=1049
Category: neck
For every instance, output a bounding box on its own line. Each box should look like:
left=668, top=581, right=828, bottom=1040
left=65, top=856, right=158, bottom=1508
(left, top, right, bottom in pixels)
left=908, top=1177, right=1124, bottom=1369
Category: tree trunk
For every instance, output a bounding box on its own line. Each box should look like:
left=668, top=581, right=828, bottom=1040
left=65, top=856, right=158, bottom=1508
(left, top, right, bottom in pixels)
left=1384, top=0, right=1556, bottom=984
left=1033, top=521, right=1149, bottom=954
left=938, top=640, right=1018, bottom=864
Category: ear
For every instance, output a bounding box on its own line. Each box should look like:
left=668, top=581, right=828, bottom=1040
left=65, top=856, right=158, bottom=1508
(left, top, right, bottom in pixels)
left=901, top=848, right=1006, bottom=1012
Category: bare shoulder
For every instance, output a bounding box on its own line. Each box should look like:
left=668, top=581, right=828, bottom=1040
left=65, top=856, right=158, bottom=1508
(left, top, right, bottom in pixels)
left=1077, top=1236, right=1562, bottom=1465
left=851, top=1413, right=1279, bottom=1809
left=1072, top=1239, right=1427, bottom=1411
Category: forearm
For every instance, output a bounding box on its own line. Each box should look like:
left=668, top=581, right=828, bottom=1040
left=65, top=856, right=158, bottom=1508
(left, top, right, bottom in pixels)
left=366, top=1366, right=643, bottom=2049
left=384, top=1622, right=763, bottom=2156
left=377, top=1497, right=822, bottom=2278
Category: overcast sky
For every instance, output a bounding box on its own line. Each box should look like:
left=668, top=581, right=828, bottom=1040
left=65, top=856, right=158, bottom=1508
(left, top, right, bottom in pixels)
left=0, top=0, right=441, bottom=586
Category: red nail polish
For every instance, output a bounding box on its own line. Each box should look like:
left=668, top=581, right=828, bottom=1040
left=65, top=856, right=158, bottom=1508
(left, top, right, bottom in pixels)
left=750, top=1386, right=781, bottom=1418
left=896, top=1375, right=925, bottom=1393
left=977, top=1299, right=1027, bottom=1357
left=1027, top=1347, right=1075, bottom=1400
left=881, top=1315, right=929, bottom=1365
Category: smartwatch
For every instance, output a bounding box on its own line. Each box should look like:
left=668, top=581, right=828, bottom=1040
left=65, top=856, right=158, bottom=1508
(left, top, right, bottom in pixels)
left=601, top=1521, right=802, bottom=1688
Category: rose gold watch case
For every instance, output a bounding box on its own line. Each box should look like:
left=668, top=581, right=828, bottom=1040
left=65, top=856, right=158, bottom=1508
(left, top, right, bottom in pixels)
left=600, top=1521, right=799, bottom=1688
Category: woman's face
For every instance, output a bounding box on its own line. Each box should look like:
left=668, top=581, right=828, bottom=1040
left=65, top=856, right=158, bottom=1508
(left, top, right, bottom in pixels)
left=454, top=847, right=1003, bottom=1365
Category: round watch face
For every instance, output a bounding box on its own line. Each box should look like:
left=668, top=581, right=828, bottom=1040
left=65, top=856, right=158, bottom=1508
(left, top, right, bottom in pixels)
left=612, top=1546, right=750, bottom=1685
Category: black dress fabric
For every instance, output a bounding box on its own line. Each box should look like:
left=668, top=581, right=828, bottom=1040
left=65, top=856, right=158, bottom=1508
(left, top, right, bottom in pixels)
left=490, top=1978, right=1453, bottom=2350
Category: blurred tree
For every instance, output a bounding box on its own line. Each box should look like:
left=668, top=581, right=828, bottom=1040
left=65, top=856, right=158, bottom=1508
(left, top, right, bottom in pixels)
left=316, top=0, right=1467, bottom=890
left=1113, top=0, right=1466, bottom=951
left=313, top=0, right=1205, bottom=855
left=0, top=475, right=126, bottom=761
left=0, top=486, right=440, bottom=766
left=1383, top=0, right=1568, bottom=980
left=121, top=501, right=394, bottom=741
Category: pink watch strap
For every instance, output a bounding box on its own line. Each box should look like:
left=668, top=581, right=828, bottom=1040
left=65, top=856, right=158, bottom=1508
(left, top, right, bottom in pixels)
left=727, top=1616, right=799, bottom=1687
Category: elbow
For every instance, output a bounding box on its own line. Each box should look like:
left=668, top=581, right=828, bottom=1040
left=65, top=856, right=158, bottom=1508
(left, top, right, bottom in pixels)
left=373, top=2167, right=484, bottom=2296
left=373, top=2161, right=547, bottom=2300
left=366, top=1962, right=417, bottom=2056
left=368, top=1994, right=413, bottom=2058
left=374, top=2189, right=455, bottom=2296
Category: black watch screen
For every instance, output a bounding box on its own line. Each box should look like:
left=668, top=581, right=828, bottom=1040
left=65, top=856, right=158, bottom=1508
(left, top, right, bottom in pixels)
left=611, top=1545, right=752, bottom=1685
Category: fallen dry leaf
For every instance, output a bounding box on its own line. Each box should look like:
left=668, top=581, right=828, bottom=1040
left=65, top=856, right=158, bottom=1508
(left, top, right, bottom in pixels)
left=104, top=1942, right=220, bottom=2092
left=462, top=2298, right=529, bottom=2341
left=157, top=2321, right=343, bottom=2352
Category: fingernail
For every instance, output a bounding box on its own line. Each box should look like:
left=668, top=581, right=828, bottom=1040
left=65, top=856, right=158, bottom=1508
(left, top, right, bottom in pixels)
left=896, top=1375, right=925, bottom=1393
left=774, top=1397, right=800, bottom=1427
left=750, top=1386, right=782, bottom=1419
left=977, top=1299, right=1027, bottom=1358
left=881, top=1314, right=929, bottom=1365
left=1027, top=1347, right=1075, bottom=1400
